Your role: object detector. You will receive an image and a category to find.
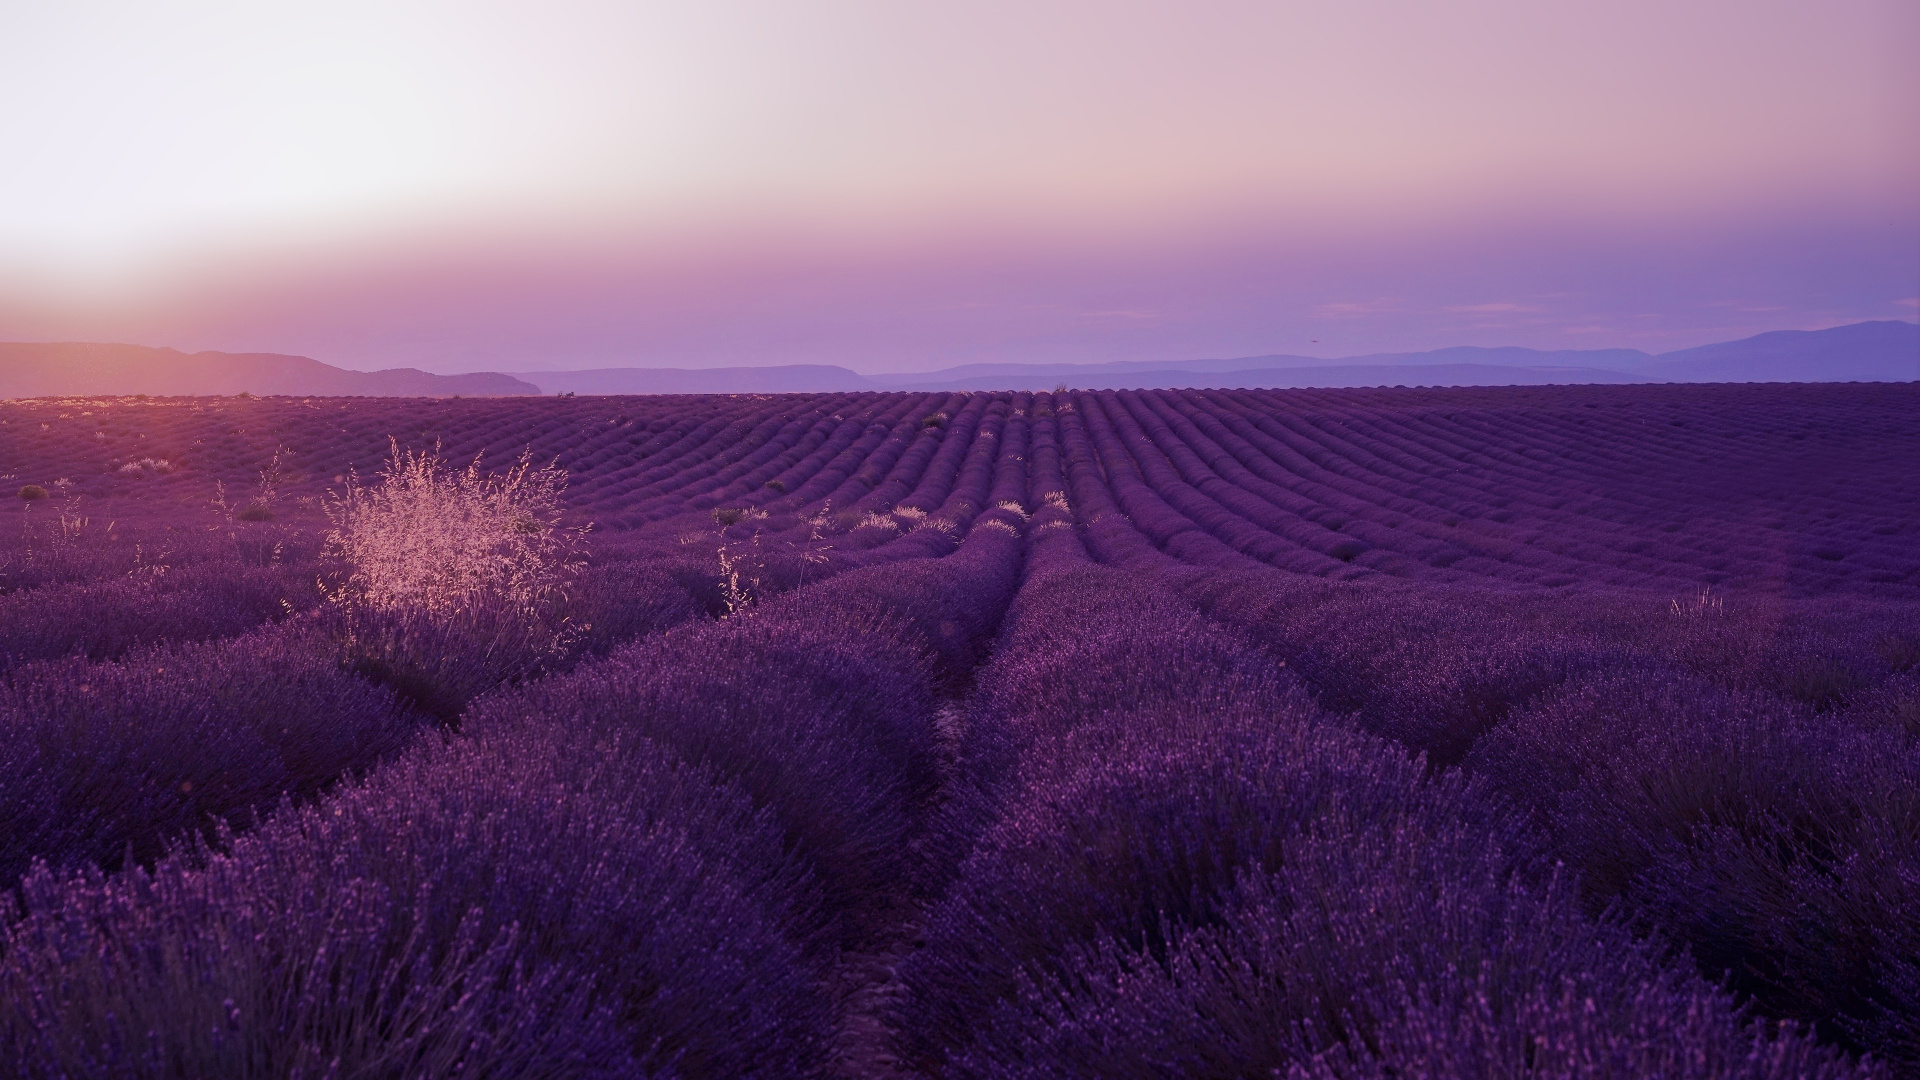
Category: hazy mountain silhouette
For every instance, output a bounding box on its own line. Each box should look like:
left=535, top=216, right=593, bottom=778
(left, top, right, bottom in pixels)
left=513, top=361, right=1643, bottom=394
left=4, top=321, right=1912, bottom=398
left=872, top=363, right=1646, bottom=393
left=0, top=343, right=538, bottom=398
left=864, top=346, right=1661, bottom=384
left=524, top=365, right=877, bottom=395
left=1635, top=321, right=1918, bottom=383
left=511, top=321, right=1915, bottom=394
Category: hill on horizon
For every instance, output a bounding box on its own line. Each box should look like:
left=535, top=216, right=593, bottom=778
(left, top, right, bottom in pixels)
left=3, top=321, right=1913, bottom=399
left=0, top=342, right=538, bottom=399
left=516, top=319, right=1917, bottom=393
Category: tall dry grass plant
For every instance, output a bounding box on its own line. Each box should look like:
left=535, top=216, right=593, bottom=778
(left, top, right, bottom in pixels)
left=323, top=442, right=588, bottom=718
left=325, top=441, right=582, bottom=614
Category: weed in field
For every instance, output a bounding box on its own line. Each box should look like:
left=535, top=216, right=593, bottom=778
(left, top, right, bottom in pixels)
left=1878, top=635, right=1920, bottom=673
left=712, top=506, right=766, bottom=527
left=321, top=441, right=586, bottom=717
left=1672, top=585, right=1725, bottom=618
left=324, top=441, right=580, bottom=616
left=234, top=446, right=288, bottom=521
left=717, top=535, right=766, bottom=617
left=117, top=457, right=173, bottom=476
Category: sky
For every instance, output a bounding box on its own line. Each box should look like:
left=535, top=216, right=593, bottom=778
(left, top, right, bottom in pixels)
left=1, top=0, right=1915, bottom=373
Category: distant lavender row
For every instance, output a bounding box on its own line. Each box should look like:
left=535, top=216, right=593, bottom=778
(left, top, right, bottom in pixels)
left=7, top=382, right=1912, bottom=594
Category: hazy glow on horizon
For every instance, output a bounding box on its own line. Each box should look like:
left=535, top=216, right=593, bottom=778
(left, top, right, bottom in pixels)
left=2, top=0, right=1915, bottom=369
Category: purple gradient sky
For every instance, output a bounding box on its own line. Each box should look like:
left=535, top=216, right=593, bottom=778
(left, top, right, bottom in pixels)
left=2, top=1, right=1915, bottom=373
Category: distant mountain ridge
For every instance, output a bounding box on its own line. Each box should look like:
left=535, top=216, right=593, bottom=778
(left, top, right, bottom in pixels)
left=3, top=321, right=1913, bottom=398
left=860, top=345, right=1664, bottom=383
left=524, top=364, right=877, bottom=395
left=517, top=320, right=1917, bottom=394
left=0, top=342, right=538, bottom=398
left=868, top=362, right=1649, bottom=393
left=1640, top=322, right=1919, bottom=383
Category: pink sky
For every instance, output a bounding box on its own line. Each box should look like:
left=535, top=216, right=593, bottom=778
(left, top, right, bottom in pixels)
left=2, top=1, right=1915, bottom=372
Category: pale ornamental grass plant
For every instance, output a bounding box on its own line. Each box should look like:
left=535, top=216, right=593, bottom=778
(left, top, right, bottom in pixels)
left=322, top=441, right=587, bottom=718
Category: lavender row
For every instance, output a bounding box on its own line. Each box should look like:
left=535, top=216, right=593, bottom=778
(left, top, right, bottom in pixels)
left=1169, top=562, right=1919, bottom=1068
left=1067, top=386, right=1916, bottom=593
left=0, top=501, right=1035, bottom=1076
left=0, top=626, right=420, bottom=890
left=9, top=384, right=1912, bottom=596
left=896, top=556, right=1867, bottom=1076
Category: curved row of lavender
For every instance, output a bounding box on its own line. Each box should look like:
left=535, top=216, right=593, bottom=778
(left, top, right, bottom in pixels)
left=0, top=382, right=1914, bottom=1077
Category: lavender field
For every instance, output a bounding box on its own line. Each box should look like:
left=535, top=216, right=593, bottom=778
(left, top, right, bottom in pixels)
left=1, top=382, right=1916, bottom=1079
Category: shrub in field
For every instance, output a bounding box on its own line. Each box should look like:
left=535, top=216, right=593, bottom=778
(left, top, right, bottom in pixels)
left=897, top=720, right=1542, bottom=1071
left=0, top=562, right=318, bottom=668
left=1470, top=665, right=1920, bottom=1067
left=922, top=562, right=1317, bottom=886
left=1180, top=570, right=1628, bottom=765
left=468, top=609, right=940, bottom=941
left=1633, top=804, right=1920, bottom=1069
left=0, top=627, right=416, bottom=887
left=1, top=857, right=636, bottom=1080
left=322, top=442, right=586, bottom=718
left=16, top=485, right=45, bottom=501
left=1845, top=672, right=1920, bottom=741
left=0, top=729, right=834, bottom=1079
left=559, top=559, right=708, bottom=657
left=948, top=843, right=1871, bottom=1080
left=974, top=859, right=1810, bottom=1078
left=761, top=521, right=1024, bottom=691
left=971, top=563, right=1305, bottom=749
left=325, top=441, right=581, bottom=616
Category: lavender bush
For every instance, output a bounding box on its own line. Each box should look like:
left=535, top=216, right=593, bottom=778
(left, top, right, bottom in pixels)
left=0, top=726, right=833, bottom=1078
left=466, top=608, right=943, bottom=942
left=947, top=827, right=1870, bottom=1080
left=1469, top=665, right=1920, bottom=1065
left=0, top=562, right=318, bottom=669
left=0, top=626, right=416, bottom=888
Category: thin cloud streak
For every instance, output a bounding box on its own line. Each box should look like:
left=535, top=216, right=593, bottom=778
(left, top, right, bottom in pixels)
left=1445, top=303, right=1545, bottom=314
